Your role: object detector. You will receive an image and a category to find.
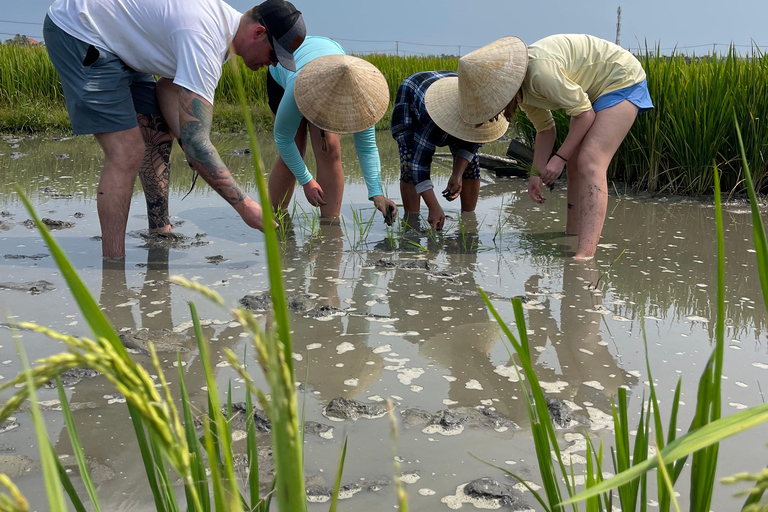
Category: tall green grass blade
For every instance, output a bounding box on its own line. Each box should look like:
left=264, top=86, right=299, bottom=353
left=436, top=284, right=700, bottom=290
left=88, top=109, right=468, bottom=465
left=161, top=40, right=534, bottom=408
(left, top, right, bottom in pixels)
left=228, top=37, right=306, bottom=512
left=17, top=340, right=67, bottom=512
left=129, top=398, right=167, bottom=512
left=50, top=440, right=87, bottom=512
left=733, top=113, right=768, bottom=315
left=655, top=449, right=681, bottom=512
left=148, top=430, right=179, bottom=512
left=480, top=291, right=576, bottom=509
left=328, top=436, right=348, bottom=512
left=203, top=416, right=226, bottom=511
left=688, top=163, right=726, bottom=512
left=188, top=302, right=243, bottom=510
left=177, top=355, right=209, bottom=511
left=561, top=402, right=768, bottom=505
left=56, top=378, right=101, bottom=512
left=245, top=388, right=260, bottom=510
left=227, top=381, right=233, bottom=422
left=387, top=402, right=409, bottom=512
left=17, top=185, right=168, bottom=512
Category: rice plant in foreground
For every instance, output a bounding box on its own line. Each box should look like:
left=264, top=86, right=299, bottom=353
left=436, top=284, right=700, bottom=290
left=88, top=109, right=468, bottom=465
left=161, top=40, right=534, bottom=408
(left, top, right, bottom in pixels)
left=475, top=116, right=768, bottom=511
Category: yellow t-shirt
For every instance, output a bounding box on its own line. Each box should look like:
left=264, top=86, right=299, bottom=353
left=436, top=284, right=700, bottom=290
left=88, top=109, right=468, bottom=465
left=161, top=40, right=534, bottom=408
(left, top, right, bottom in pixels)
left=519, top=34, right=646, bottom=132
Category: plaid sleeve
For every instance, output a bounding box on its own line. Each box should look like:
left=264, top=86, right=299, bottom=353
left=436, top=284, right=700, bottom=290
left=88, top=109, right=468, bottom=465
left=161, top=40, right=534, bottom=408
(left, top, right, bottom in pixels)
left=449, top=138, right=482, bottom=165
left=411, top=131, right=436, bottom=194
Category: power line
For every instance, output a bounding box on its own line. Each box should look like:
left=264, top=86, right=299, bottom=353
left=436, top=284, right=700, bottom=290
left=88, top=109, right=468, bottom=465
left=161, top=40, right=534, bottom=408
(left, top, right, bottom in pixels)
left=0, top=31, right=43, bottom=39
left=0, top=19, right=43, bottom=25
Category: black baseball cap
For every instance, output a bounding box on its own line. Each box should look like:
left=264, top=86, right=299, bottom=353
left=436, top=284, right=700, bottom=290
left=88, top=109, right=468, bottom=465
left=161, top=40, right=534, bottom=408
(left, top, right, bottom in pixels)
left=258, top=0, right=306, bottom=71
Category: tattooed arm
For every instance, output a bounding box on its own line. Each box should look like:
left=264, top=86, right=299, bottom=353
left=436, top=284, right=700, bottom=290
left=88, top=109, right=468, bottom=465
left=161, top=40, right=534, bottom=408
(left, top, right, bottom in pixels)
left=178, top=87, right=265, bottom=231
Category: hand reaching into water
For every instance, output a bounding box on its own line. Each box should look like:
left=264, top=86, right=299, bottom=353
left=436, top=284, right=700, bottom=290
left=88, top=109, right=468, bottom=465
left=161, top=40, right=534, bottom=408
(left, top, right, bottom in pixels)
left=373, top=195, right=398, bottom=225
left=528, top=176, right=546, bottom=204
left=303, top=179, right=327, bottom=207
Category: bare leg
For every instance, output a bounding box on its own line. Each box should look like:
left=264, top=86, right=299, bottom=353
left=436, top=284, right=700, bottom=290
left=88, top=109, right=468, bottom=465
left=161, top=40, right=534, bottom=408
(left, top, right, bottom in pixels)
left=400, top=182, right=420, bottom=213
left=268, top=119, right=309, bottom=211
left=565, top=144, right=582, bottom=235
left=155, top=78, right=180, bottom=139
left=137, top=113, right=174, bottom=232
left=94, top=128, right=145, bottom=257
left=309, top=125, right=344, bottom=218
left=574, top=100, right=638, bottom=259
left=459, top=178, right=480, bottom=212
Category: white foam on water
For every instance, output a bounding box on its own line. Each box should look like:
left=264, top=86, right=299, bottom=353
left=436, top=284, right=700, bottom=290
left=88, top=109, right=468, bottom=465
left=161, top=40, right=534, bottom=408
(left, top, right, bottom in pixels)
left=493, top=365, right=524, bottom=382
left=398, top=367, right=425, bottom=385
left=400, top=472, right=421, bottom=484
left=336, top=342, right=355, bottom=354
left=587, top=407, right=614, bottom=431
left=539, top=380, right=568, bottom=393
left=344, top=378, right=359, bottom=387
left=583, top=380, right=605, bottom=390
left=465, top=379, right=483, bottom=390
left=372, top=344, right=391, bottom=354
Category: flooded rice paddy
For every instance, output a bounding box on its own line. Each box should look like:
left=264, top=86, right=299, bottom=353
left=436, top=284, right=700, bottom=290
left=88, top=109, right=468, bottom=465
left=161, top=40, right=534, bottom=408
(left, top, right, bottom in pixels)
left=1, top=132, right=767, bottom=510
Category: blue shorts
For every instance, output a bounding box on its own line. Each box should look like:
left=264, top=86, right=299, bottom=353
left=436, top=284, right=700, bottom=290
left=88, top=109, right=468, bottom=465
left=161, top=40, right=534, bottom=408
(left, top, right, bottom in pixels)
left=43, top=15, right=160, bottom=134
left=592, top=80, right=654, bottom=113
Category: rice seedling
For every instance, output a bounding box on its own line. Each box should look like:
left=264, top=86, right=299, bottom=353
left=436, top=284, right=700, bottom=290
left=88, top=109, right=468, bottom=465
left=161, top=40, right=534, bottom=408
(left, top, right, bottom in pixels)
left=341, top=207, right=376, bottom=251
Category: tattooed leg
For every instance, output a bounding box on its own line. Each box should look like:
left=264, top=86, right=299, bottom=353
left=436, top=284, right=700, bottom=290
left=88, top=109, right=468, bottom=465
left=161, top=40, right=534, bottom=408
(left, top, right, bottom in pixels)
left=138, top=113, right=174, bottom=232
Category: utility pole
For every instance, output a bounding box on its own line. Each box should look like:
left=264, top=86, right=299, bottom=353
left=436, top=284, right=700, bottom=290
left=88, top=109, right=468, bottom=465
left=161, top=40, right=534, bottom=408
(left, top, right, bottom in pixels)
left=458, top=45, right=461, bottom=57
left=395, top=41, right=399, bottom=56
left=615, top=6, right=622, bottom=46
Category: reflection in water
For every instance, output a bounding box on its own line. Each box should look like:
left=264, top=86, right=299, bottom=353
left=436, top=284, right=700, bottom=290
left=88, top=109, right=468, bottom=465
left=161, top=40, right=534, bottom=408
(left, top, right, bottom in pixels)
left=2, top=132, right=767, bottom=511
left=523, top=261, right=637, bottom=409
left=52, top=246, right=248, bottom=508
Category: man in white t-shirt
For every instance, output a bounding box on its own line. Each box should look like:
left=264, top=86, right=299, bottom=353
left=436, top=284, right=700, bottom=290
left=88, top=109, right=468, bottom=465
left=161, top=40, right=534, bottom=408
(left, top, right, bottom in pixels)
left=43, top=0, right=306, bottom=257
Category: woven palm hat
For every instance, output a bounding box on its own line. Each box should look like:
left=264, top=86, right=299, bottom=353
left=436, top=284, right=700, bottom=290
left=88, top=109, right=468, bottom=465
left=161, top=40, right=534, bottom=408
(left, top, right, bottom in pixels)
left=458, top=36, right=528, bottom=124
left=294, top=54, right=390, bottom=134
left=425, top=76, right=509, bottom=143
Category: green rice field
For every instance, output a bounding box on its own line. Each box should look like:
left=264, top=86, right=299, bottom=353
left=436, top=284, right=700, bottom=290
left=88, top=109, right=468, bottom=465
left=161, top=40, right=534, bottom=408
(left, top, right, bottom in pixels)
left=2, top=44, right=768, bottom=196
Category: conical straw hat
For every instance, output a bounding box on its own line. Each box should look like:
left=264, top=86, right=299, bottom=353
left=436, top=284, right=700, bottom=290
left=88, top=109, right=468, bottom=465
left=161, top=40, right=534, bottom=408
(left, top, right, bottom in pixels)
left=294, top=54, right=390, bottom=134
left=458, top=36, right=528, bottom=124
left=425, top=76, right=509, bottom=143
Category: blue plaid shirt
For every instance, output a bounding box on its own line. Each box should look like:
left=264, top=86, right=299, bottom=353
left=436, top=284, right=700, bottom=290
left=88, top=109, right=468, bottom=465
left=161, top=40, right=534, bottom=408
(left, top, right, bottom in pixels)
left=391, top=71, right=482, bottom=194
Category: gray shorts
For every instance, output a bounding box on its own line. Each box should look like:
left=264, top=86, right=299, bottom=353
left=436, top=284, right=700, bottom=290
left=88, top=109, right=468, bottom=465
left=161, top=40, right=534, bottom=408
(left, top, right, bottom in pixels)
left=43, top=15, right=160, bottom=134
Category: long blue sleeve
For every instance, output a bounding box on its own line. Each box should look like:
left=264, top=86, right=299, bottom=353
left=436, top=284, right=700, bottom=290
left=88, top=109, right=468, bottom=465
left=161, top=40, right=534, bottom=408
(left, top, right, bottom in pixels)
left=272, top=78, right=313, bottom=186
left=353, top=127, right=383, bottom=199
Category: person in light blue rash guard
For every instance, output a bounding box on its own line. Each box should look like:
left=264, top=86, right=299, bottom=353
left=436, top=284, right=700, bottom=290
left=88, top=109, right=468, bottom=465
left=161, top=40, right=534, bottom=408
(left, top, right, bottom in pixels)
left=267, top=36, right=396, bottom=222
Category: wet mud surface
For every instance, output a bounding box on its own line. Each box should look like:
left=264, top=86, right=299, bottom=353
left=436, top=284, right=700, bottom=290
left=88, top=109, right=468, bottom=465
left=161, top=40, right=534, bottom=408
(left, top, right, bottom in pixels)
left=2, top=133, right=768, bottom=510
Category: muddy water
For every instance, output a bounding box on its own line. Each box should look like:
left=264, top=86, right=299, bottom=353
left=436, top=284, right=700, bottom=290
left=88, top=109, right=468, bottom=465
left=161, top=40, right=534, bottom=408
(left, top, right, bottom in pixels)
left=1, top=132, right=767, bottom=511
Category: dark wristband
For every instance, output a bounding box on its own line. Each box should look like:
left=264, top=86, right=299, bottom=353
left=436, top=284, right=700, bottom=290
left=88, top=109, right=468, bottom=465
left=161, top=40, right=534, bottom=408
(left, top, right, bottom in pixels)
left=552, top=152, right=568, bottom=163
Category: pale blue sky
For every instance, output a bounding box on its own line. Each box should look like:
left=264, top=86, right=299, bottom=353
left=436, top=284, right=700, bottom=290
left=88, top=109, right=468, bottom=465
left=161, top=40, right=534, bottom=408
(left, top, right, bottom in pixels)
left=3, top=0, right=766, bottom=55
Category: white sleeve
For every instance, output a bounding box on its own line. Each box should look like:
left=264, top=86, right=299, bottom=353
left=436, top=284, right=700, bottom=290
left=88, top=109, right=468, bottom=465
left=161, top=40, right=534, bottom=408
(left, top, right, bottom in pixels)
left=169, top=29, right=222, bottom=104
